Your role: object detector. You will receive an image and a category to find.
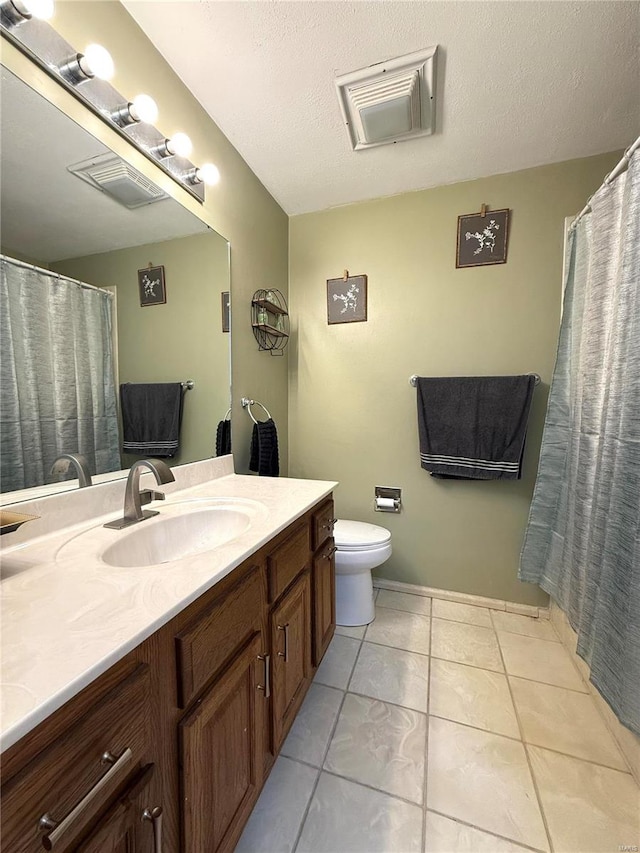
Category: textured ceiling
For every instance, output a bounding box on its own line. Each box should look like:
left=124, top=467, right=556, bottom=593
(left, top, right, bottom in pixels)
left=123, top=1, right=640, bottom=215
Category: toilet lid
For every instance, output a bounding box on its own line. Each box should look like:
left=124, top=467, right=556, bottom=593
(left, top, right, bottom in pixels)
left=334, top=520, right=392, bottom=550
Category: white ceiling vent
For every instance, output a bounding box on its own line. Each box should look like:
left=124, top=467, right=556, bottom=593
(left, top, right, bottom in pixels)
left=67, top=153, right=168, bottom=209
left=335, top=46, right=438, bottom=151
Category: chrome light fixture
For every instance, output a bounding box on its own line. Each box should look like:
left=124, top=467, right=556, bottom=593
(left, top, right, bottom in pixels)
left=111, top=94, right=158, bottom=127
left=0, top=0, right=53, bottom=28
left=0, top=12, right=217, bottom=203
left=59, top=43, right=114, bottom=84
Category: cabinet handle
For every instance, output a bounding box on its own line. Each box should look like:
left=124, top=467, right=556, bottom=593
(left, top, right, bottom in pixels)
left=142, top=806, right=163, bottom=853
left=38, top=748, right=133, bottom=849
left=322, top=517, right=338, bottom=530
left=257, top=653, right=271, bottom=698
left=326, top=546, right=338, bottom=558
left=277, top=623, right=290, bottom=662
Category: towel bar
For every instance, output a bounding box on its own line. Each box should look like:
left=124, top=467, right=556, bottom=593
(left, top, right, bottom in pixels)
left=409, top=373, right=540, bottom=386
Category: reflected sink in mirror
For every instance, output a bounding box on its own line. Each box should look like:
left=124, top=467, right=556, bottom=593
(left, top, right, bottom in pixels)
left=55, top=498, right=268, bottom=569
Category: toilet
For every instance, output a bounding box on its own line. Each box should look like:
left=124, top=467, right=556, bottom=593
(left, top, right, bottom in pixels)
left=333, top=520, right=392, bottom=626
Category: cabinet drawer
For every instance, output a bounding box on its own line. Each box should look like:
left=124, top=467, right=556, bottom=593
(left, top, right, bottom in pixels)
left=311, top=499, right=335, bottom=552
left=176, top=565, right=263, bottom=708
left=267, top=521, right=310, bottom=603
left=2, top=664, right=151, bottom=853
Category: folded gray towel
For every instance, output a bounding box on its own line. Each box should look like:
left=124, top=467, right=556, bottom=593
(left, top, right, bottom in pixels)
left=416, top=375, right=536, bottom=480
left=120, top=382, right=184, bottom=457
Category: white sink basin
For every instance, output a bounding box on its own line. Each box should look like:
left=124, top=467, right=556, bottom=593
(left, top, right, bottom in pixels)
left=102, top=507, right=252, bottom=567
left=55, top=497, right=268, bottom=568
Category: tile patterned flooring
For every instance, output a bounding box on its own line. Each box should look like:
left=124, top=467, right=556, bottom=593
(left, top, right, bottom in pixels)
left=236, top=591, right=640, bottom=853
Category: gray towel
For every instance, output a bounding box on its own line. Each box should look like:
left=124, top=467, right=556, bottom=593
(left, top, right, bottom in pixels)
left=120, top=382, right=184, bottom=457
left=416, top=375, right=536, bottom=480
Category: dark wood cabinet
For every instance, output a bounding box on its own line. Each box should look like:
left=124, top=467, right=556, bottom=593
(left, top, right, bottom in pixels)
left=271, top=571, right=312, bottom=750
left=77, top=763, right=161, bottom=853
left=1, top=493, right=334, bottom=853
left=180, top=633, right=266, bottom=853
left=312, top=539, right=336, bottom=665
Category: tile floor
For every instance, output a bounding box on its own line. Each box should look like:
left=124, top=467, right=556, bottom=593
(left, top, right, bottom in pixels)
left=236, top=590, right=640, bottom=853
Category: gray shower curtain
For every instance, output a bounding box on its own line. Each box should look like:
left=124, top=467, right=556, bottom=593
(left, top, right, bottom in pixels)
left=519, top=154, right=640, bottom=735
left=0, top=257, right=121, bottom=492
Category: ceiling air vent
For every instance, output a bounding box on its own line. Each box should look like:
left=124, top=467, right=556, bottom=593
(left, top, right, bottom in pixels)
left=335, top=46, right=438, bottom=151
left=67, top=153, right=168, bottom=209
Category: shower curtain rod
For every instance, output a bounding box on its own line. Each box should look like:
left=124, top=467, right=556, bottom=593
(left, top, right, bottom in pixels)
left=0, top=253, right=114, bottom=298
left=571, top=135, right=640, bottom=231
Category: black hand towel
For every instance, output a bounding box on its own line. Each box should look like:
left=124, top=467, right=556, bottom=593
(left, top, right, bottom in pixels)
left=120, top=382, right=184, bottom=457
left=416, top=375, right=536, bottom=480
left=215, top=418, right=232, bottom=456
left=249, top=418, right=279, bottom=477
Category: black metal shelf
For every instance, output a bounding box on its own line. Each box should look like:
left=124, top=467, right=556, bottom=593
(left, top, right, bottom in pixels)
left=251, top=289, right=289, bottom=355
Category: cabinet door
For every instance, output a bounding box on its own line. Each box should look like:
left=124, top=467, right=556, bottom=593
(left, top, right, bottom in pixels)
left=77, top=763, right=162, bottom=853
left=271, top=571, right=312, bottom=750
left=180, top=633, right=267, bottom=853
left=312, top=539, right=336, bottom=666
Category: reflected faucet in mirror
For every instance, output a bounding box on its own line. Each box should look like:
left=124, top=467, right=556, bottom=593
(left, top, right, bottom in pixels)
left=104, top=459, right=175, bottom=530
left=49, top=453, right=93, bottom=489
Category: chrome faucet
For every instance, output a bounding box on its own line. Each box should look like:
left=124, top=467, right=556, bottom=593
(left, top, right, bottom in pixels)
left=50, top=453, right=93, bottom=488
left=104, top=459, right=175, bottom=530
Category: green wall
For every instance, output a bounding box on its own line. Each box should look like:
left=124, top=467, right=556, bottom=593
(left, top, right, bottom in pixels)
left=54, top=231, right=229, bottom=468
left=288, top=153, right=619, bottom=605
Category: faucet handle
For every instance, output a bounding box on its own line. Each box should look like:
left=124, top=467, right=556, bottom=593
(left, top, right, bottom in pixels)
left=139, top=490, right=166, bottom=507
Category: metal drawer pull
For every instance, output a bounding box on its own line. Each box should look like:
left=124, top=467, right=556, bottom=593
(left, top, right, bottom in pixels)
left=326, top=546, right=338, bottom=558
left=257, top=653, right=271, bottom=698
left=322, top=517, right=338, bottom=530
left=38, top=747, right=133, bottom=849
left=277, top=623, right=290, bottom=662
left=142, top=805, right=163, bottom=853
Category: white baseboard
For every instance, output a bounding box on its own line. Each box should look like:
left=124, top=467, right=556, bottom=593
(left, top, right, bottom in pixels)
left=373, top=577, right=549, bottom=619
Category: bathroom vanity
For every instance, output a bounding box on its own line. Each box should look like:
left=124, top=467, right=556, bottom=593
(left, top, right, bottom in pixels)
left=0, top=460, right=337, bottom=852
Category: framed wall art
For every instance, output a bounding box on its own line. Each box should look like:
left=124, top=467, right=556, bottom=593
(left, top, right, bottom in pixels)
left=456, top=207, right=510, bottom=268
left=327, top=273, right=368, bottom=324
left=138, top=265, right=166, bottom=306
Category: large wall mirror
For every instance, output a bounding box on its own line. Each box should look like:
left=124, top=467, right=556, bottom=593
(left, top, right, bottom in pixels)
left=0, top=67, right=231, bottom=504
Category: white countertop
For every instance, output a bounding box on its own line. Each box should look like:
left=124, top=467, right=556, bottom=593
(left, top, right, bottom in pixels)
left=0, top=464, right=336, bottom=752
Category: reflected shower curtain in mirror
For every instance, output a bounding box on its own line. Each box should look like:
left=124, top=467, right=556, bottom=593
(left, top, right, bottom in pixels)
left=0, top=257, right=120, bottom=491
left=519, top=153, right=640, bottom=735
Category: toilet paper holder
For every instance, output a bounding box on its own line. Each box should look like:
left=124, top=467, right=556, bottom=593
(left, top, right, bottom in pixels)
left=375, top=486, right=402, bottom=513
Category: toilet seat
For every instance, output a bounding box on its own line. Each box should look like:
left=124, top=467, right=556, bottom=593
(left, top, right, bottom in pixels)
left=333, top=520, right=391, bottom=551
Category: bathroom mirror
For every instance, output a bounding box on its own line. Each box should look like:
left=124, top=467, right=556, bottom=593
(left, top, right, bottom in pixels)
left=0, top=67, right=231, bottom=503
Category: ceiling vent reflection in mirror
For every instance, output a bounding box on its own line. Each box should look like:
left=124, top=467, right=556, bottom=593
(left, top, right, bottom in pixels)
left=0, top=0, right=219, bottom=203
left=335, top=46, right=438, bottom=151
left=68, top=154, right=168, bottom=209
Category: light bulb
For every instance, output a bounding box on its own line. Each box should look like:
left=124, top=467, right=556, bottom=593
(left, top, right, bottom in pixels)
left=196, top=163, right=220, bottom=186
left=166, top=132, right=192, bottom=158
left=21, top=0, right=53, bottom=18
left=79, top=44, right=114, bottom=81
left=130, top=94, right=158, bottom=124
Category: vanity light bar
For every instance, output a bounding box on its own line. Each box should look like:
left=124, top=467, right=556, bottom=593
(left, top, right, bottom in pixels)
left=0, top=12, right=220, bottom=202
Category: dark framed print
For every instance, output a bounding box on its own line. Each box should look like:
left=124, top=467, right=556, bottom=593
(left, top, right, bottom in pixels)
left=327, top=274, right=367, bottom=324
left=456, top=209, right=510, bottom=268
left=221, top=291, right=230, bottom=332
left=138, top=265, right=166, bottom=306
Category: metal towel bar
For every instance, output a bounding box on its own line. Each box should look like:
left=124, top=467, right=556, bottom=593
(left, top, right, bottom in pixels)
left=409, top=373, right=540, bottom=386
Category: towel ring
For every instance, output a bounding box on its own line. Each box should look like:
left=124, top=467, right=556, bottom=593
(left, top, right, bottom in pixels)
left=223, top=408, right=231, bottom=421
left=241, top=397, right=272, bottom=424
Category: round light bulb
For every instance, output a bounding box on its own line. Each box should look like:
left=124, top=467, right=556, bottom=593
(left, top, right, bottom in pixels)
left=130, top=94, right=158, bottom=124
left=22, top=0, right=54, bottom=19
left=167, top=132, right=192, bottom=158
left=196, top=163, right=220, bottom=186
left=80, top=44, right=114, bottom=81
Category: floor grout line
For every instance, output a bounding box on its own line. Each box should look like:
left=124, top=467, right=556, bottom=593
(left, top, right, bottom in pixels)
left=422, top=608, right=434, bottom=852
left=425, top=808, right=549, bottom=853
left=491, top=608, right=556, bottom=853
left=291, top=632, right=365, bottom=853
